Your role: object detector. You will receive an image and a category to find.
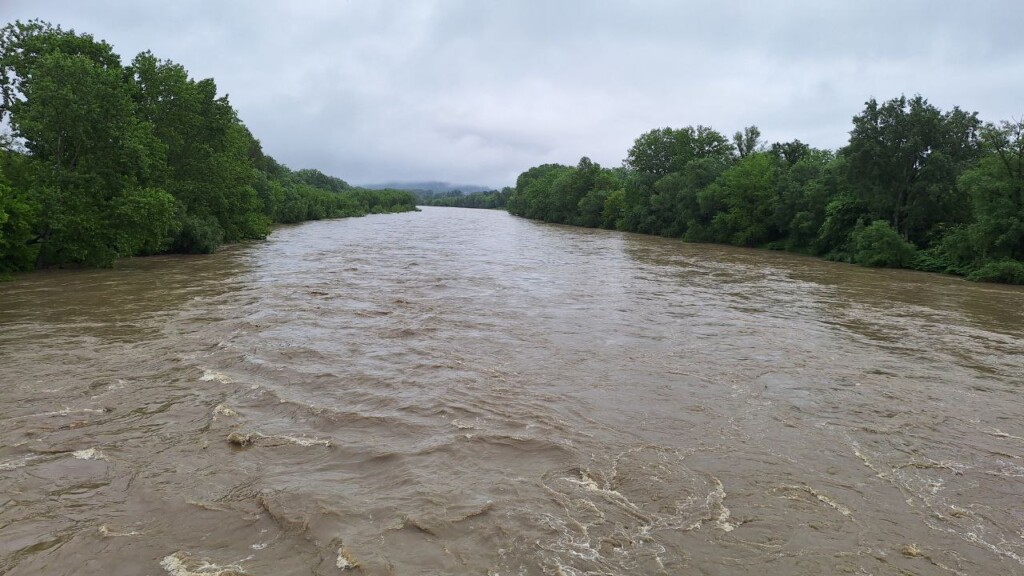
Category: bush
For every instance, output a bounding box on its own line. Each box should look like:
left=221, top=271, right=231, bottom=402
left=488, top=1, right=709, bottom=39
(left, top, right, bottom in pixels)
left=172, top=214, right=224, bottom=254
left=910, top=248, right=954, bottom=273
left=967, top=260, right=1024, bottom=284
left=850, top=220, right=917, bottom=268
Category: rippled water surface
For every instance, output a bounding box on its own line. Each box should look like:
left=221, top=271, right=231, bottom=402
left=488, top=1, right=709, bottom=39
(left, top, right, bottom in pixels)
left=2, top=207, right=1024, bottom=575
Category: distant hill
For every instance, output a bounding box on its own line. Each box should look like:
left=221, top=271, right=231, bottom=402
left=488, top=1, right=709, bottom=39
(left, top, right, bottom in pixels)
left=361, top=181, right=492, bottom=194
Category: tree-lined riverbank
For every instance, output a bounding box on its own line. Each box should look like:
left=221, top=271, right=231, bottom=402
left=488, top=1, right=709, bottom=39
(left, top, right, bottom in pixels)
left=0, top=21, right=416, bottom=276
left=507, top=99, right=1024, bottom=284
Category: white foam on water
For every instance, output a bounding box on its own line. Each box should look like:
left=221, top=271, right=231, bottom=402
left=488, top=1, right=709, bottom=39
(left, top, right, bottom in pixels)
left=200, top=370, right=232, bottom=384
left=983, top=428, right=1024, bottom=442
left=72, top=448, right=105, bottom=460
left=38, top=407, right=104, bottom=417
left=802, top=481, right=851, bottom=512
left=336, top=547, right=358, bottom=569
left=276, top=435, right=330, bottom=447
left=186, top=500, right=230, bottom=512
left=213, top=404, right=238, bottom=418
left=160, top=552, right=248, bottom=576
left=964, top=532, right=1024, bottom=566
left=851, top=445, right=891, bottom=480
left=986, top=460, right=1024, bottom=478
left=563, top=470, right=634, bottom=507
left=811, top=493, right=851, bottom=516
left=707, top=478, right=735, bottom=532
left=249, top=543, right=266, bottom=550
left=0, top=455, right=40, bottom=471
left=98, top=525, right=142, bottom=537
left=227, top=431, right=330, bottom=448
left=783, top=484, right=852, bottom=516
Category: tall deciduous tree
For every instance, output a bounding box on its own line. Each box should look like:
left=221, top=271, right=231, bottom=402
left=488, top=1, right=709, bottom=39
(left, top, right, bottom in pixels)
left=843, top=95, right=980, bottom=247
left=733, top=125, right=762, bottom=159
left=128, top=51, right=269, bottom=247
left=1, top=21, right=173, bottom=266
left=942, top=120, right=1024, bottom=267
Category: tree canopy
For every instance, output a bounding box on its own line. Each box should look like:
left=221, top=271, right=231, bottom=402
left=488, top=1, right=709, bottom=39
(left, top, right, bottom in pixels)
left=0, top=20, right=416, bottom=275
left=507, top=97, right=1024, bottom=284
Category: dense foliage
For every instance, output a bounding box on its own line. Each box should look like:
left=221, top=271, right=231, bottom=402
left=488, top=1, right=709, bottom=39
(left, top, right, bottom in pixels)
left=417, top=188, right=512, bottom=209
left=0, top=21, right=416, bottom=275
left=507, top=97, right=1024, bottom=284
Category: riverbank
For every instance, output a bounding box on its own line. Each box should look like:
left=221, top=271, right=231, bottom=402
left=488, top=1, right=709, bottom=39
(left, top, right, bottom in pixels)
left=505, top=101, right=1024, bottom=285
left=0, top=206, right=419, bottom=282
left=0, top=21, right=419, bottom=275
left=508, top=209, right=1024, bottom=286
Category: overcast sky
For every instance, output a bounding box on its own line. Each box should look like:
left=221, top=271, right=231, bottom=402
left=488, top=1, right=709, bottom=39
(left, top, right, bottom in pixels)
left=4, top=1, right=1022, bottom=188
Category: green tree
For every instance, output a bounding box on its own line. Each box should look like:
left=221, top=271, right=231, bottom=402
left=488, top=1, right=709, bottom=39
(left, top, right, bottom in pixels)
left=732, top=125, right=762, bottom=159
left=1, top=21, right=171, bottom=267
left=843, top=95, right=980, bottom=247
left=0, top=163, right=37, bottom=272
left=128, top=52, right=269, bottom=248
left=770, top=146, right=836, bottom=251
left=960, top=121, right=1024, bottom=262
left=626, top=126, right=733, bottom=176
left=851, top=220, right=917, bottom=267
left=705, top=152, right=779, bottom=246
left=507, top=163, right=572, bottom=219
left=928, top=120, right=1024, bottom=279
left=622, top=126, right=733, bottom=234
left=110, top=187, right=179, bottom=255
left=601, top=189, right=627, bottom=229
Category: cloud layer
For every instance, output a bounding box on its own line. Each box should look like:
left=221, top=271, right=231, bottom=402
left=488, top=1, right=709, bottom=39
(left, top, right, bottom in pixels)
left=5, top=1, right=1022, bottom=187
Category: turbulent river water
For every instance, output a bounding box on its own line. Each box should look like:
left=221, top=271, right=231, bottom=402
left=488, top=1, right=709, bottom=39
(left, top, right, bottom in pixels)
left=2, top=207, right=1024, bottom=576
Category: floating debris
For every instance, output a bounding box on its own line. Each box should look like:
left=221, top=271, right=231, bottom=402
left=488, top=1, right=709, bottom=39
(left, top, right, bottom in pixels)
left=0, top=455, right=40, bottom=471
left=336, top=547, right=359, bottom=570
left=160, top=552, right=250, bottom=576
left=274, top=435, right=330, bottom=447
left=901, top=543, right=924, bottom=557
left=200, top=370, right=233, bottom=384
left=99, top=525, right=142, bottom=537
left=225, top=431, right=329, bottom=449
left=72, top=448, right=105, bottom=460
left=227, top=432, right=254, bottom=447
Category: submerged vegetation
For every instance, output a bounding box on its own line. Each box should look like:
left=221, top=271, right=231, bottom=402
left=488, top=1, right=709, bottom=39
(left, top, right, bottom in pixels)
left=507, top=98, right=1024, bottom=284
left=0, top=21, right=416, bottom=275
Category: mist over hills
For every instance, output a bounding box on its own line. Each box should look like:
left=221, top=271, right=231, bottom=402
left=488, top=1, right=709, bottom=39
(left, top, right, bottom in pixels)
left=360, top=181, right=492, bottom=193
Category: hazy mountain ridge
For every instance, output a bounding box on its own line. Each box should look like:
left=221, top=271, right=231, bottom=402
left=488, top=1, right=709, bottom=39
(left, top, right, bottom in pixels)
left=361, top=181, right=492, bottom=193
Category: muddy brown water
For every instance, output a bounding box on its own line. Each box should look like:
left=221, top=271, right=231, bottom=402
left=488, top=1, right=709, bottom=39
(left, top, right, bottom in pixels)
left=1, top=207, right=1023, bottom=575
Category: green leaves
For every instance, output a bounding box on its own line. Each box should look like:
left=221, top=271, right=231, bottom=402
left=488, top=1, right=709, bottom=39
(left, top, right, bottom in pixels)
left=626, top=126, right=733, bottom=177
left=0, top=21, right=413, bottom=272
left=843, top=95, right=981, bottom=247
left=507, top=101, right=1021, bottom=284
left=0, top=169, right=38, bottom=272
left=110, top=187, right=178, bottom=255
left=506, top=160, right=624, bottom=227
left=706, top=152, right=778, bottom=247
left=850, top=220, right=917, bottom=268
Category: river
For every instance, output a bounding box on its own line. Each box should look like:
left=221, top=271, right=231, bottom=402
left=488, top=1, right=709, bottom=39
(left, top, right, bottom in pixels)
left=1, top=207, right=1023, bottom=575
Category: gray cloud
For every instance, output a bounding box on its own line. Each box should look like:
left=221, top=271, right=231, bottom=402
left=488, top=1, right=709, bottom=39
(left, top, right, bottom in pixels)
left=4, top=0, right=1023, bottom=187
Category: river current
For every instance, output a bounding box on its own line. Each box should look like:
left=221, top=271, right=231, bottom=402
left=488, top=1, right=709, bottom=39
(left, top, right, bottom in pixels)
left=1, top=207, right=1023, bottom=575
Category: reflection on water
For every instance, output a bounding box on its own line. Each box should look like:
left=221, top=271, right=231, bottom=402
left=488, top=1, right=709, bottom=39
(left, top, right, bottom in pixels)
left=1, top=207, right=1023, bottom=575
